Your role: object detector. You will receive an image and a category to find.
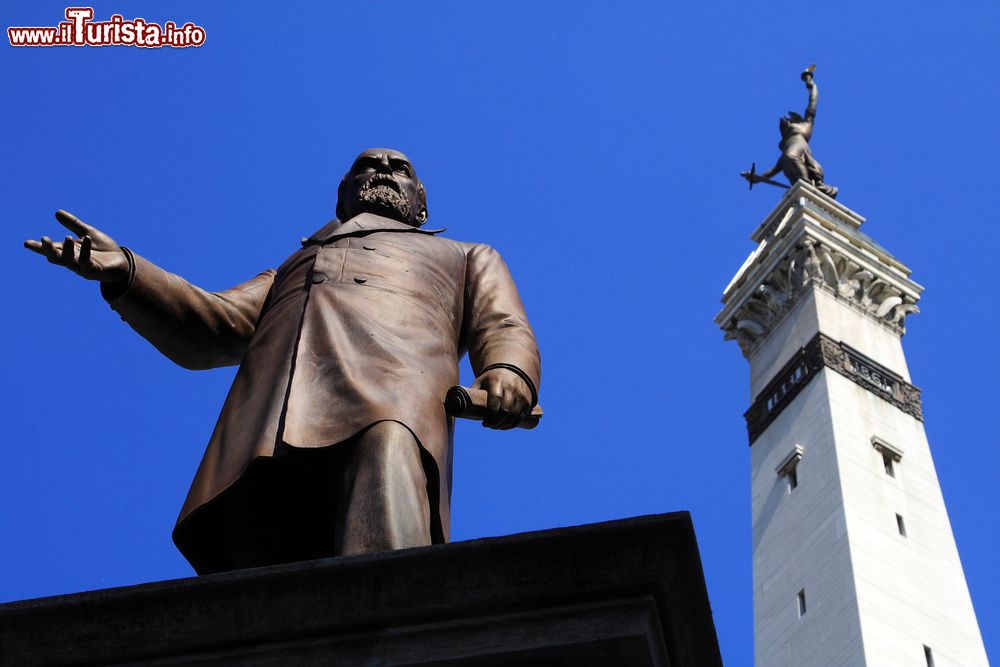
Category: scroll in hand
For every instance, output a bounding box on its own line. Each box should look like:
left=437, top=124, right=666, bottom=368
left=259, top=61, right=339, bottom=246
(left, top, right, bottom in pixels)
left=445, top=386, right=543, bottom=430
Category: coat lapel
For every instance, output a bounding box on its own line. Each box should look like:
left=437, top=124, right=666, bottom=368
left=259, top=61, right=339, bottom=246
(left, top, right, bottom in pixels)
left=303, top=213, right=445, bottom=246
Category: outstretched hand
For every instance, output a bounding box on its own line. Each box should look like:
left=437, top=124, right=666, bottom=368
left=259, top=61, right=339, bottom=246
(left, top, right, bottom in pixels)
left=24, top=210, right=129, bottom=284
left=740, top=170, right=761, bottom=184
left=471, top=367, right=533, bottom=430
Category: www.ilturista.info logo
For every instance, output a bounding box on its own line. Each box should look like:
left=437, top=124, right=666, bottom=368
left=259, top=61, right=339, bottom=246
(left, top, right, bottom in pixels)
left=8, top=7, right=205, bottom=48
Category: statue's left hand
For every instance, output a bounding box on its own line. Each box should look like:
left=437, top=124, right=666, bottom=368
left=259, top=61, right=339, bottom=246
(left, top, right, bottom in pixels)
left=472, top=368, right=532, bottom=430
left=24, top=210, right=130, bottom=284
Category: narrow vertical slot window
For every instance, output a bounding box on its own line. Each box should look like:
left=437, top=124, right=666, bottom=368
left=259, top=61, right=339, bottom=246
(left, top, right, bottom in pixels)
left=776, top=445, right=803, bottom=495
left=924, top=645, right=935, bottom=667
left=896, top=513, right=907, bottom=537
left=797, top=589, right=806, bottom=618
left=872, top=437, right=902, bottom=479
left=882, top=451, right=895, bottom=477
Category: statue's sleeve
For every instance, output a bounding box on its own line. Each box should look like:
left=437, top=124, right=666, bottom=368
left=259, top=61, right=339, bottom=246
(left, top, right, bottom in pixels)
left=462, top=243, right=541, bottom=406
left=805, top=82, right=818, bottom=123
left=101, top=250, right=275, bottom=370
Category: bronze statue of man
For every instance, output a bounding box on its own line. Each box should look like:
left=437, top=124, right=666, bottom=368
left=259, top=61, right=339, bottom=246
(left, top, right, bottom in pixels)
left=742, top=67, right=839, bottom=198
left=24, top=148, right=541, bottom=574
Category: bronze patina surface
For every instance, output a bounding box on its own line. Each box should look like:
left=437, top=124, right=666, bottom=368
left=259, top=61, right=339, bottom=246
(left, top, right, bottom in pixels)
left=25, top=148, right=541, bottom=574
left=742, top=66, right=839, bottom=198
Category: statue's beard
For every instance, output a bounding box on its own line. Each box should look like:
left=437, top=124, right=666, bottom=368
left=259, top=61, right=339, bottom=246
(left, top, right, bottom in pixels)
left=356, top=175, right=412, bottom=222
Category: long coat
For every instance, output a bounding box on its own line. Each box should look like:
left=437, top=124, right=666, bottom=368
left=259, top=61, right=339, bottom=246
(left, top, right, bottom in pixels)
left=106, top=212, right=541, bottom=571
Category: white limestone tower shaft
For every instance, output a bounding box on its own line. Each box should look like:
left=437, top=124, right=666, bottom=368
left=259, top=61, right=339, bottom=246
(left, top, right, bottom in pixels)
left=716, top=182, right=988, bottom=667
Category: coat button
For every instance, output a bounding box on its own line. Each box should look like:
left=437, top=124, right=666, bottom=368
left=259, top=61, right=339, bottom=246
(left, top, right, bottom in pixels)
left=354, top=277, right=367, bottom=284
left=311, top=272, right=328, bottom=284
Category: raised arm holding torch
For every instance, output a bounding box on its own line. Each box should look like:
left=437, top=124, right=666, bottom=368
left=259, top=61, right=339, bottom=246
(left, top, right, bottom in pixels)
left=741, top=65, right=839, bottom=198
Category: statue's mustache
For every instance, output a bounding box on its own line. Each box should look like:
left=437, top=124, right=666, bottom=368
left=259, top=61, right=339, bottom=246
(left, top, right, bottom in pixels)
left=361, top=173, right=401, bottom=194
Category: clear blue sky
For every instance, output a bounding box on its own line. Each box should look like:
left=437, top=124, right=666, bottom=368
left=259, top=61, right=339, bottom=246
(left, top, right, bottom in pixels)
left=2, top=2, right=997, bottom=664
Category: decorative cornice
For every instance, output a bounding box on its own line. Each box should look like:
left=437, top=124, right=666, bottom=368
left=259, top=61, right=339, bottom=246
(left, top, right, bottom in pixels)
left=717, top=184, right=923, bottom=359
left=745, top=333, right=923, bottom=444
left=721, top=236, right=920, bottom=357
left=750, top=183, right=864, bottom=243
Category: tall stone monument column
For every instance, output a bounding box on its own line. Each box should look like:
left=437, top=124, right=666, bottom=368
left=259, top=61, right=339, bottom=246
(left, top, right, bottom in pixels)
left=716, top=181, right=988, bottom=666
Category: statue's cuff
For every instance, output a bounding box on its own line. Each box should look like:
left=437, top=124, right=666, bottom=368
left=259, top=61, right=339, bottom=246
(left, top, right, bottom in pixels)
left=100, top=246, right=137, bottom=304
left=481, top=363, right=538, bottom=408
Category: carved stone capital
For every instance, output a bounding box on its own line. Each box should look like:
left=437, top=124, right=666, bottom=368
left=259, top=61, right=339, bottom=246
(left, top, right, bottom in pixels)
left=717, top=184, right=923, bottom=358
left=721, top=237, right=919, bottom=357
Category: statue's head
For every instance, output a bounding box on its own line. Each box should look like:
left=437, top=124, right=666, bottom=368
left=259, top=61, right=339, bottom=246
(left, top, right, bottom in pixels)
left=336, top=148, right=428, bottom=227
left=779, top=111, right=804, bottom=136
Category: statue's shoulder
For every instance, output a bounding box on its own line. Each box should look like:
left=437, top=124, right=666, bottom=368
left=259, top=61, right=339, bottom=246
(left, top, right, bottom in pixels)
left=451, top=238, right=481, bottom=250
left=450, top=238, right=501, bottom=255
left=422, top=234, right=484, bottom=263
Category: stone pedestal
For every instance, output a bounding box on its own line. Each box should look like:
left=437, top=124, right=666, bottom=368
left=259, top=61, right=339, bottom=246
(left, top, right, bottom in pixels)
left=0, top=513, right=722, bottom=666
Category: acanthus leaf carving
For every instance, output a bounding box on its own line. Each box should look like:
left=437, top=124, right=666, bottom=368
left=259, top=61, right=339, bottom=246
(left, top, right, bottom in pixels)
left=875, top=295, right=902, bottom=318
left=722, top=237, right=918, bottom=357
